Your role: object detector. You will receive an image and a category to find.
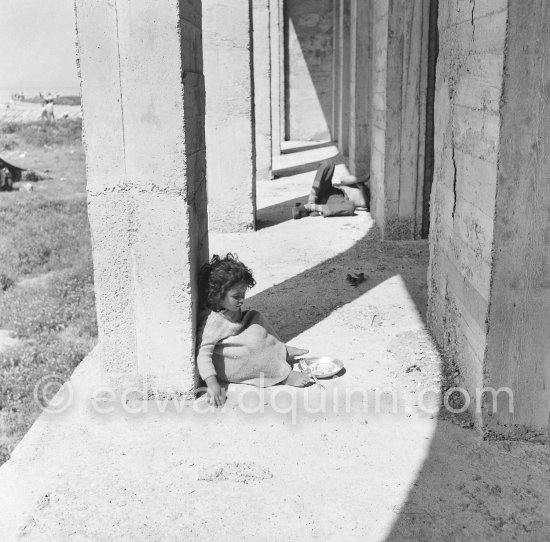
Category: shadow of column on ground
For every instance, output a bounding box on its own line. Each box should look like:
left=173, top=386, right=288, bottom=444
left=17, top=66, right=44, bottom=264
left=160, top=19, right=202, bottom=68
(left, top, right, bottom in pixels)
left=245, top=224, right=429, bottom=343
left=256, top=195, right=308, bottom=230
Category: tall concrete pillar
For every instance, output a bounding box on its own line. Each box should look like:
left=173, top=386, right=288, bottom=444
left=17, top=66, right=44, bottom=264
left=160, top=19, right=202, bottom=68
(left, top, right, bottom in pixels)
left=278, top=0, right=285, bottom=144
left=484, top=0, right=550, bottom=434
left=348, top=0, right=371, bottom=179
left=203, top=0, right=256, bottom=231
left=331, top=0, right=341, bottom=141
left=270, top=0, right=282, bottom=156
left=253, top=0, right=273, bottom=182
left=370, top=0, right=430, bottom=239
left=429, top=0, right=550, bottom=436
left=75, top=0, right=208, bottom=396
left=337, top=0, right=351, bottom=155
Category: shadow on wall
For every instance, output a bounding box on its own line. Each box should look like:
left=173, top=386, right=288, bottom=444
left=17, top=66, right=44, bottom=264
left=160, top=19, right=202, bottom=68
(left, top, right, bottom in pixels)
left=284, top=0, right=335, bottom=141
left=272, top=152, right=344, bottom=178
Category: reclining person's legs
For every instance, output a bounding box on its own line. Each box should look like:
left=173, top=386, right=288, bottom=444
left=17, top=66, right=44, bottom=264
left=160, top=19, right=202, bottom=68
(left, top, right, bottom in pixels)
left=293, top=161, right=356, bottom=219
left=308, top=160, right=335, bottom=204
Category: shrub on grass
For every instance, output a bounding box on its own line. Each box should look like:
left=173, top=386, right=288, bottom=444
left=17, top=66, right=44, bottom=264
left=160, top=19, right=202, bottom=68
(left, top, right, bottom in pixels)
left=23, top=170, right=46, bottom=183
left=1, top=122, right=19, bottom=135
left=0, top=274, right=14, bottom=292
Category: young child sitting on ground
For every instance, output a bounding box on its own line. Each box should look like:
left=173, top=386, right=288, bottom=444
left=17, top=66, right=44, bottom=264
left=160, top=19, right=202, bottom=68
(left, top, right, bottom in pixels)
left=197, top=254, right=310, bottom=407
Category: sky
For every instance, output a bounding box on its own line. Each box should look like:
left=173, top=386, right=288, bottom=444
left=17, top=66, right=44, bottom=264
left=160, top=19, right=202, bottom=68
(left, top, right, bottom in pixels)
left=1, top=0, right=79, bottom=91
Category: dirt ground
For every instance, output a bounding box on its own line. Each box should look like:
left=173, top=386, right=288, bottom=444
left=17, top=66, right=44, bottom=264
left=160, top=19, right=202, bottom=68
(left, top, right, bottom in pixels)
left=1, top=147, right=550, bottom=541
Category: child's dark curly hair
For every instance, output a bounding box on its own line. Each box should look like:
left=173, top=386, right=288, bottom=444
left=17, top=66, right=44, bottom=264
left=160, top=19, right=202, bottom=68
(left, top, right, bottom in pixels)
left=199, top=253, right=256, bottom=311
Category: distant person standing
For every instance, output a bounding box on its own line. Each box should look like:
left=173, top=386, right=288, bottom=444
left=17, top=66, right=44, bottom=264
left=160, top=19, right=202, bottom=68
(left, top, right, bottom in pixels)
left=43, top=93, right=55, bottom=124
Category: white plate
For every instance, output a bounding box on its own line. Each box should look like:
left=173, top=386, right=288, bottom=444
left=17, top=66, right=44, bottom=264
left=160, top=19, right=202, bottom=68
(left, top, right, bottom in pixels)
left=300, top=356, right=344, bottom=379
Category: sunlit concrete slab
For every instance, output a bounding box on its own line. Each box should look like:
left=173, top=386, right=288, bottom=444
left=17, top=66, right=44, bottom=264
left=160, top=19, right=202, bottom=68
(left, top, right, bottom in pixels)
left=0, top=165, right=441, bottom=540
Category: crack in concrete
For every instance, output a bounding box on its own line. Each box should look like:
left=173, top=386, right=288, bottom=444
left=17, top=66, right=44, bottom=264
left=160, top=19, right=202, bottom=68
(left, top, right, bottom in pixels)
left=470, top=0, right=476, bottom=40
left=451, top=141, right=458, bottom=221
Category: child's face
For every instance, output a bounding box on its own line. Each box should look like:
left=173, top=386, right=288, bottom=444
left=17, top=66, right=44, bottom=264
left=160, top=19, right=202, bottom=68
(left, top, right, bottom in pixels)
left=220, top=282, right=248, bottom=312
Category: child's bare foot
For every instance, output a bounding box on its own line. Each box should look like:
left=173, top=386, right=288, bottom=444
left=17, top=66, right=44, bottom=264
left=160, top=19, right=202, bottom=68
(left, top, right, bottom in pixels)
left=283, top=371, right=311, bottom=387
left=286, top=345, right=309, bottom=358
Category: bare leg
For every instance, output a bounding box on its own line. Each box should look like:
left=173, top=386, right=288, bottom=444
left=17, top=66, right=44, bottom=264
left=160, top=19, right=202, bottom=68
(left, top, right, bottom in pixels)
left=286, top=345, right=309, bottom=360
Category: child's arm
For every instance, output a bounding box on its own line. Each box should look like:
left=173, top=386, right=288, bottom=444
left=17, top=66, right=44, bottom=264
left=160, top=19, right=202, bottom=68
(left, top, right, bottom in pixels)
left=204, top=375, right=225, bottom=408
left=197, top=334, right=226, bottom=407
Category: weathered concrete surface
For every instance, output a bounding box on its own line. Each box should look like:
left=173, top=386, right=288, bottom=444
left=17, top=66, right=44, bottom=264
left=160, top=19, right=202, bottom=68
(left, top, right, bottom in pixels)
left=428, top=0, right=507, bottom=424
left=337, top=0, right=351, bottom=156
left=75, top=0, right=208, bottom=396
left=370, top=0, right=430, bottom=240
left=270, top=0, right=282, bottom=156
left=253, top=0, right=273, bottom=182
left=348, top=0, right=371, bottom=179
left=285, top=0, right=333, bottom=141
left=331, top=0, right=340, bottom=139
left=203, top=0, right=256, bottom=231
left=482, top=0, right=550, bottom=435
left=370, top=0, right=388, bottom=234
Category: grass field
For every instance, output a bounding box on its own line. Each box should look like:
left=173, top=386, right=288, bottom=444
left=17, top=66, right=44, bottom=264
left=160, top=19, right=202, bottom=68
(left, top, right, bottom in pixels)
left=0, top=119, right=96, bottom=464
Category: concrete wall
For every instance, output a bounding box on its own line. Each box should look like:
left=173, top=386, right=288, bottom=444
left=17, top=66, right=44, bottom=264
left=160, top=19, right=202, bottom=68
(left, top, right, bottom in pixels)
left=285, top=0, right=334, bottom=141
left=370, top=0, right=430, bottom=239
left=337, top=0, right=351, bottom=155
left=483, top=0, right=550, bottom=434
left=75, top=0, right=208, bottom=396
left=371, top=0, right=388, bottom=231
left=348, top=0, right=371, bottom=179
left=331, top=0, right=340, bottom=140
left=428, top=0, right=507, bottom=415
left=203, top=0, right=256, bottom=231
left=270, top=0, right=282, bottom=156
left=253, top=0, right=273, bottom=182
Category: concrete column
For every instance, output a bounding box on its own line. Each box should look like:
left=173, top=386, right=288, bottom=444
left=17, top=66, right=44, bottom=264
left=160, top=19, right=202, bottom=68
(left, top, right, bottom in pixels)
left=203, top=0, right=256, bottom=231
left=331, top=0, right=340, bottom=141
left=429, top=0, right=550, bottom=436
left=75, top=0, right=208, bottom=396
left=337, top=0, right=351, bottom=155
left=270, top=0, right=282, bottom=156
left=348, top=0, right=371, bottom=179
left=370, top=0, right=429, bottom=239
left=253, top=0, right=273, bottom=182
left=278, top=0, right=285, bottom=143
left=482, top=0, right=550, bottom=435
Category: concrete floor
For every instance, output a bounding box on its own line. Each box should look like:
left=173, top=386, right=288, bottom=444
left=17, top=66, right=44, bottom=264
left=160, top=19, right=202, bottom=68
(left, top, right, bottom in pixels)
left=1, top=147, right=549, bottom=541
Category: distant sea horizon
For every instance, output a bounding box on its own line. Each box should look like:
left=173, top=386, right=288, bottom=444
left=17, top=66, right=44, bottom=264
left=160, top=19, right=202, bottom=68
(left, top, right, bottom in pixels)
left=0, top=87, right=80, bottom=103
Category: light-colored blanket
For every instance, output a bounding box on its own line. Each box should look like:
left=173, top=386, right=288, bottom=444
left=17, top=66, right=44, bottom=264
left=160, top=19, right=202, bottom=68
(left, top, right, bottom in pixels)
left=196, top=309, right=291, bottom=387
